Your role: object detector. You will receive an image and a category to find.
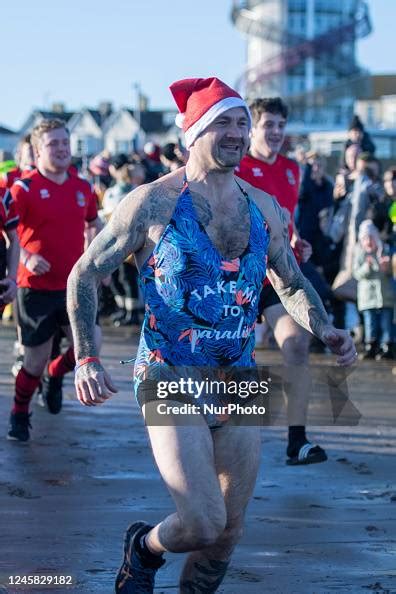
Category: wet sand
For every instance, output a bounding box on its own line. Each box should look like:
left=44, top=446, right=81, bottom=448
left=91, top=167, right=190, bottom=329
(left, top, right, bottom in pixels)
left=0, top=324, right=395, bottom=593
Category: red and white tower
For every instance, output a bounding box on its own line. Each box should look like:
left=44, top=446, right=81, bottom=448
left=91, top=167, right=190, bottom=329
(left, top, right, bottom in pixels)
left=232, top=0, right=372, bottom=126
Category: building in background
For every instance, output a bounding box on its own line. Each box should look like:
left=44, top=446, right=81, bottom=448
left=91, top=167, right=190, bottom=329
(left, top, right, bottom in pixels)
left=102, top=109, right=176, bottom=155
left=355, top=75, right=396, bottom=129
left=308, top=75, right=396, bottom=164
left=232, top=0, right=372, bottom=128
left=0, top=126, right=18, bottom=155
left=14, top=103, right=177, bottom=159
left=68, top=102, right=113, bottom=157
left=18, top=104, right=75, bottom=139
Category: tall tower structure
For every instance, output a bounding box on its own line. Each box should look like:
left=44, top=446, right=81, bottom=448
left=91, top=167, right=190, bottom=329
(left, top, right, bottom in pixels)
left=232, top=0, right=372, bottom=127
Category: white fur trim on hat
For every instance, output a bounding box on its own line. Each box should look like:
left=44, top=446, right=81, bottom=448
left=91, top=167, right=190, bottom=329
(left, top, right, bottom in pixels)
left=175, top=113, right=185, bottom=128
left=184, top=96, right=251, bottom=149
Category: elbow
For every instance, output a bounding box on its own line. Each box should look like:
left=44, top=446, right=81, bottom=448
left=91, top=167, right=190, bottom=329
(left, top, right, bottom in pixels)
left=68, top=259, right=83, bottom=286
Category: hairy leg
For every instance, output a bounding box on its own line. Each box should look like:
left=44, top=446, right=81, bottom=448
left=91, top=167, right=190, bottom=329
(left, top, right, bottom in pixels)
left=143, top=406, right=227, bottom=554
left=264, top=303, right=311, bottom=426
left=179, top=424, right=262, bottom=593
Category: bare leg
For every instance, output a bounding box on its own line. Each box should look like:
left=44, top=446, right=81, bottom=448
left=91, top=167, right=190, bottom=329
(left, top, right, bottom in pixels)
left=144, top=406, right=228, bottom=554
left=23, top=338, right=54, bottom=377
left=142, top=405, right=261, bottom=591
left=179, top=424, right=262, bottom=593
left=263, top=303, right=311, bottom=426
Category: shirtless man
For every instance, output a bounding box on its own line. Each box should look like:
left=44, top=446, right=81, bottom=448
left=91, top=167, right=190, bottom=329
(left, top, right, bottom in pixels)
left=67, top=78, right=357, bottom=593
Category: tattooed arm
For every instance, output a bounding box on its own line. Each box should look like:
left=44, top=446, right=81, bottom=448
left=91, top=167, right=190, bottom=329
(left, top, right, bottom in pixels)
left=265, top=197, right=357, bottom=366
left=67, top=184, right=151, bottom=406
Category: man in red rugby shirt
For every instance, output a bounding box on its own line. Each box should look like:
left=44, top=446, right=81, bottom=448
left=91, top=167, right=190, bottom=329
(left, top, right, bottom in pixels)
left=0, top=134, right=35, bottom=189
left=0, top=187, right=19, bottom=313
left=236, top=97, right=327, bottom=465
left=7, top=119, right=102, bottom=442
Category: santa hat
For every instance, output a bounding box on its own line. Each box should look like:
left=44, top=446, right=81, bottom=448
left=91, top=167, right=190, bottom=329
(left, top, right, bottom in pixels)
left=169, top=77, right=251, bottom=149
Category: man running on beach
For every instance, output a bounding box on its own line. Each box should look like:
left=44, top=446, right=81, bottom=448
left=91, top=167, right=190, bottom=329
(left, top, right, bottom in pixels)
left=236, top=97, right=327, bottom=466
left=7, top=119, right=102, bottom=442
left=67, top=77, right=357, bottom=594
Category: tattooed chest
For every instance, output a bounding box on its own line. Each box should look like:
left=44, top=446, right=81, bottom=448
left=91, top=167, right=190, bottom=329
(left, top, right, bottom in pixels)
left=138, top=189, right=251, bottom=265
left=192, top=193, right=251, bottom=260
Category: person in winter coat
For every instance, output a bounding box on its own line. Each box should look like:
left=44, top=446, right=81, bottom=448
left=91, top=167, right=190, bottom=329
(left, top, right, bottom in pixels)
left=353, top=219, right=394, bottom=360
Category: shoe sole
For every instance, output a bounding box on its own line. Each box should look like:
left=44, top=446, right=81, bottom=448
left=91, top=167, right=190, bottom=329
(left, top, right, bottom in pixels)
left=6, top=434, right=29, bottom=443
left=286, top=452, right=328, bottom=466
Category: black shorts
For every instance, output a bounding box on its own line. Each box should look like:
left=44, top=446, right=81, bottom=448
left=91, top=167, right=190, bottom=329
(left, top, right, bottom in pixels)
left=257, top=283, right=281, bottom=318
left=17, top=288, right=70, bottom=347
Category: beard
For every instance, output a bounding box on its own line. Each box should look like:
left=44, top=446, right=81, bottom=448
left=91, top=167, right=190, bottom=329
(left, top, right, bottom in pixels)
left=214, top=144, right=246, bottom=169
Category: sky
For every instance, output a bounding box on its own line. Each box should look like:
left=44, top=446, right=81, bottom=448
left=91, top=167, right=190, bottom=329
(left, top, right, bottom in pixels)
left=1, top=0, right=394, bottom=130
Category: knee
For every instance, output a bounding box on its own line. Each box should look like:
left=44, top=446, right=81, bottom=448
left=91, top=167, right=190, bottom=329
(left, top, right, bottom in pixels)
left=183, top=507, right=227, bottom=549
left=281, top=333, right=309, bottom=365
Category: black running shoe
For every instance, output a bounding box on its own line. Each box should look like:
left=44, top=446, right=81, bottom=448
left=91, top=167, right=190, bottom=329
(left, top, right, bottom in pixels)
left=7, top=412, right=32, bottom=442
left=115, top=522, right=165, bottom=593
left=42, top=375, right=63, bottom=414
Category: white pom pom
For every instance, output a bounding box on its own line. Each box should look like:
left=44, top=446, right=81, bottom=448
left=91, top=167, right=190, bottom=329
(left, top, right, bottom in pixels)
left=175, top=113, right=185, bottom=128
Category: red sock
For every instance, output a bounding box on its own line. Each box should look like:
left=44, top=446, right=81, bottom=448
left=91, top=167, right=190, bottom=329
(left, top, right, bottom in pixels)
left=48, top=347, right=76, bottom=378
left=13, top=367, right=41, bottom=414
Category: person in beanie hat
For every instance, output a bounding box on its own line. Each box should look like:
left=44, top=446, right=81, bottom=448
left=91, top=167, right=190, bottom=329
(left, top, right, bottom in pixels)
left=67, top=76, right=356, bottom=593
left=353, top=219, right=394, bottom=360
left=343, top=114, right=376, bottom=168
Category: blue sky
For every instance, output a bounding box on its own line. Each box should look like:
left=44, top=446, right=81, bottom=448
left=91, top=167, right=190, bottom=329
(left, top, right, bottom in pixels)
left=1, top=0, right=394, bottom=130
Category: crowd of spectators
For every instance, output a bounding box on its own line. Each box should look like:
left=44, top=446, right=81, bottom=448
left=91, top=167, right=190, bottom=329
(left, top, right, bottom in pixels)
left=294, top=115, right=395, bottom=360
left=1, top=115, right=395, bottom=361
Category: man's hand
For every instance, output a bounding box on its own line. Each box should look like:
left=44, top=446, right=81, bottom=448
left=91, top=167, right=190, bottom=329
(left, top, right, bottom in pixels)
left=25, top=253, right=51, bottom=275
left=293, top=238, right=312, bottom=263
left=321, top=326, right=357, bottom=367
left=75, top=362, right=118, bottom=406
left=0, top=278, right=17, bottom=304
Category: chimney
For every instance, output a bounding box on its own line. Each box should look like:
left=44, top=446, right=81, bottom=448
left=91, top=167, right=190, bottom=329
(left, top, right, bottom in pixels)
left=52, top=102, right=65, bottom=114
left=139, top=94, right=149, bottom=112
left=98, top=101, right=113, bottom=120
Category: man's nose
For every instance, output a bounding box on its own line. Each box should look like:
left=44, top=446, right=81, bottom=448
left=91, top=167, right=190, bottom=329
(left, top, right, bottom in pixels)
left=272, top=126, right=283, bottom=135
left=226, top=122, right=244, bottom=137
